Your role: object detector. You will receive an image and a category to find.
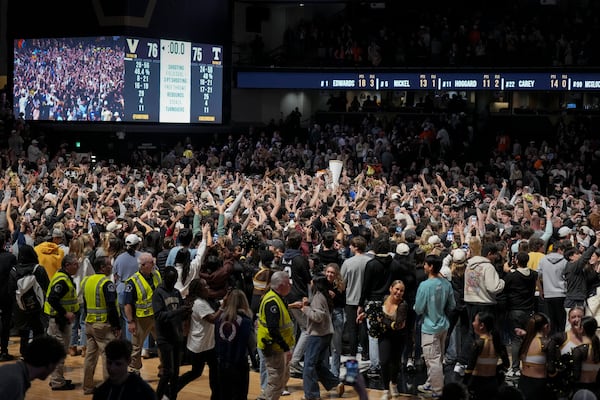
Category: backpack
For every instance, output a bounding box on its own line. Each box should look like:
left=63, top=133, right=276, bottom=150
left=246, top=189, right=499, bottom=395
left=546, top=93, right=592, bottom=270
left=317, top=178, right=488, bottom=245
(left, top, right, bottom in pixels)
left=13, top=265, right=45, bottom=314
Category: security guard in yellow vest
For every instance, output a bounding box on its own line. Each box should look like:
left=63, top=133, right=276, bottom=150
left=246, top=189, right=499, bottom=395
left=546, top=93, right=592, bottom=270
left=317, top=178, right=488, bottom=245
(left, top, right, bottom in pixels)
left=123, top=252, right=162, bottom=373
left=44, top=254, right=80, bottom=391
left=257, top=271, right=296, bottom=400
left=81, top=256, right=121, bottom=394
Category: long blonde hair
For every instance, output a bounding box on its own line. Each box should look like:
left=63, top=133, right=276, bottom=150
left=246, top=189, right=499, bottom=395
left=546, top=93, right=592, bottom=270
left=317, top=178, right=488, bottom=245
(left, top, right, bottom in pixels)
left=451, top=259, right=467, bottom=279
left=69, top=236, right=86, bottom=261
left=420, top=228, right=433, bottom=245
left=80, top=233, right=95, bottom=254
left=222, top=289, right=252, bottom=322
left=325, top=263, right=345, bottom=292
left=468, top=236, right=482, bottom=257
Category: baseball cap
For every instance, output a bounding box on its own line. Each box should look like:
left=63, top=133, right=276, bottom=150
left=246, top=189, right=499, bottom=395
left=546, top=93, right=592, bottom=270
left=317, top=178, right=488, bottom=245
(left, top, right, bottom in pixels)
left=452, top=249, right=467, bottom=263
left=558, top=226, right=572, bottom=238
left=267, top=239, right=285, bottom=252
left=125, top=234, right=141, bottom=246
left=572, top=389, right=597, bottom=400
left=428, top=235, right=441, bottom=245
left=404, top=229, right=417, bottom=241
left=396, top=243, right=410, bottom=256
left=44, top=193, right=57, bottom=203
left=106, top=221, right=123, bottom=233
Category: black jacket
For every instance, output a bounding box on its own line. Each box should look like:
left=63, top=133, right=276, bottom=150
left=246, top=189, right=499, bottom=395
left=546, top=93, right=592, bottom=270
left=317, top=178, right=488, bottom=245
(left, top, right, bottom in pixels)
left=151, top=284, right=188, bottom=345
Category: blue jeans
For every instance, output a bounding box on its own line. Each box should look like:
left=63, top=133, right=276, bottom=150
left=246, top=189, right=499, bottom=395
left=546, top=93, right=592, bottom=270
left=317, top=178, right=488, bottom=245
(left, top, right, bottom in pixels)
left=70, top=309, right=86, bottom=347
left=290, top=308, right=308, bottom=368
left=366, top=318, right=380, bottom=369
left=119, top=304, right=132, bottom=341
left=303, top=334, right=339, bottom=399
left=330, top=307, right=345, bottom=378
left=257, top=347, right=268, bottom=390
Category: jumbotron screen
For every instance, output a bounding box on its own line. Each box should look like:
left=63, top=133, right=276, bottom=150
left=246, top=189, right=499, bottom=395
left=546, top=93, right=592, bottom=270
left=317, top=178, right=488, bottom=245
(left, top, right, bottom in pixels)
left=13, top=36, right=223, bottom=123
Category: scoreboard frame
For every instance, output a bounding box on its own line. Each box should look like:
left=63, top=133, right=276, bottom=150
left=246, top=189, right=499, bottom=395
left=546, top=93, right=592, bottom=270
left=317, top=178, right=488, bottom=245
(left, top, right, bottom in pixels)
left=13, top=36, right=224, bottom=124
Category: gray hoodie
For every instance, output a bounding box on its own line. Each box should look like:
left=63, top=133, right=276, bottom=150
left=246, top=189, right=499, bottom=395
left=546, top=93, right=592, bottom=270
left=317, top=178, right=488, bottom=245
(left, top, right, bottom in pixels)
left=537, top=252, right=567, bottom=298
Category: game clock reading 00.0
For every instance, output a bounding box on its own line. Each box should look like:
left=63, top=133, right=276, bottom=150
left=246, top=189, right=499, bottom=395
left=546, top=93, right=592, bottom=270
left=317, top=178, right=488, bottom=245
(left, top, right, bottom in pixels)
left=124, top=37, right=223, bottom=123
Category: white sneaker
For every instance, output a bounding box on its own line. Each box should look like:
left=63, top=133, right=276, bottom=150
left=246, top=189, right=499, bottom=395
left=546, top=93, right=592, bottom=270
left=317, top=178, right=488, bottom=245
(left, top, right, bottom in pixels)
left=406, top=358, right=415, bottom=370
left=389, top=383, right=400, bottom=397
left=453, top=363, right=465, bottom=377
left=417, top=383, right=433, bottom=393
left=289, top=363, right=303, bottom=375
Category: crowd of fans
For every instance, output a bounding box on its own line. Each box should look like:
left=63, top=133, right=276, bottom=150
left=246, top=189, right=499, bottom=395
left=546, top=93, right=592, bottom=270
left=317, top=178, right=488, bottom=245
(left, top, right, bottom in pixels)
left=2, top=56, right=600, bottom=397
left=244, top=1, right=600, bottom=69
left=2, top=1, right=600, bottom=399
left=0, top=103, right=595, bottom=398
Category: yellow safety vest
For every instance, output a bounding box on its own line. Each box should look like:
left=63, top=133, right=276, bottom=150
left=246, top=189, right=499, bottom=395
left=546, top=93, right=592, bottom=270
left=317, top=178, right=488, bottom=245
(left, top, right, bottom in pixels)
left=82, top=274, right=118, bottom=323
left=44, top=271, right=80, bottom=316
left=257, top=289, right=295, bottom=352
left=127, top=270, right=161, bottom=318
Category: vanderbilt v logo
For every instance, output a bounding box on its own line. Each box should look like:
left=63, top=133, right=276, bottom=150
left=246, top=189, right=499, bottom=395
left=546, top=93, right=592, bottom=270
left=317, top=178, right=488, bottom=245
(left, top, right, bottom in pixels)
left=126, top=38, right=139, bottom=53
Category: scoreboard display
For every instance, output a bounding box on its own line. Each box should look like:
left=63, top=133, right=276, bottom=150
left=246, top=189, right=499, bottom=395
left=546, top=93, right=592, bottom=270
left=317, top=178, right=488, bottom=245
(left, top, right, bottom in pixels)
left=124, top=38, right=223, bottom=123
left=236, top=71, right=600, bottom=91
left=13, top=36, right=223, bottom=123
